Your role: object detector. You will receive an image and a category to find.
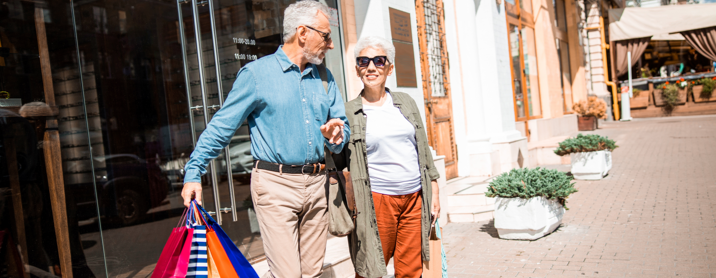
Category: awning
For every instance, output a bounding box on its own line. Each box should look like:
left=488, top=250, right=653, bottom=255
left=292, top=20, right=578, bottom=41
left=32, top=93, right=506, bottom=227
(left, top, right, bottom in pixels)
left=608, top=4, right=716, bottom=41
left=650, top=33, right=684, bottom=41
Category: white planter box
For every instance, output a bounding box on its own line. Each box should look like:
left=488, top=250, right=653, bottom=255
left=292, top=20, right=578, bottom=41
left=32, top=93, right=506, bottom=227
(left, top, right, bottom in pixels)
left=494, top=197, right=565, bottom=240
left=570, top=150, right=612, bottom=180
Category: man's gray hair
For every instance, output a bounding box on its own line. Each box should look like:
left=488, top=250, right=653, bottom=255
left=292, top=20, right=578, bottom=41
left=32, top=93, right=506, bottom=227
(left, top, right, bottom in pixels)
left=283, top=1, right=331, bottom=42
left=354, top=36, right=396, bottom=64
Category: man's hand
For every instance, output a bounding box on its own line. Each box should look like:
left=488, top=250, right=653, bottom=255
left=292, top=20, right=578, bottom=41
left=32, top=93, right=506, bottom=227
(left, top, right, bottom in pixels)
left=321, top=118, right=345, bottom=145
left=431, top=180, right=440, bottom=225
left=181, top=182, right=202, bottom=207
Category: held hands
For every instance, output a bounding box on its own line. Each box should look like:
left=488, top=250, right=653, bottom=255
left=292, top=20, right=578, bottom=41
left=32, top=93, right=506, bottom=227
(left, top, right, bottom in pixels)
left=321, top=118, right=345, bottom=145
left=181, top=182, right=203, bottom=207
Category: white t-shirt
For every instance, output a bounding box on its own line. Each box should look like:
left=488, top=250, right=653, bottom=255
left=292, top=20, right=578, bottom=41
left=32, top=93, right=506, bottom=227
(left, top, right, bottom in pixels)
left=363, top=92, right=422, bottom=196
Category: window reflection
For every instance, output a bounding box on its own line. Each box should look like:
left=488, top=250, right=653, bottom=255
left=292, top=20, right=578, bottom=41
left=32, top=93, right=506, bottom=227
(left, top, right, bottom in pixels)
left=521, top=26, right=541, bottom=117
left=509, top=24, right=526, bottom=119
left=1, top=1, right=98, bottom=277
left=1, top=0, right=345, bottom=276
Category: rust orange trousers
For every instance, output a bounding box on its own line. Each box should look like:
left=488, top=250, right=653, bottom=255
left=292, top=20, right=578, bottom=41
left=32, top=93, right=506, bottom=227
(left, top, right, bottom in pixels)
left=357, top=191, right=423, bottom=278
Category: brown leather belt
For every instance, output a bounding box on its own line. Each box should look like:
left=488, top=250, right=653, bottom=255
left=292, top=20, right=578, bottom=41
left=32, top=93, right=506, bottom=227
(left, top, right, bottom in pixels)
left=255, top=160, right=326, bottom=174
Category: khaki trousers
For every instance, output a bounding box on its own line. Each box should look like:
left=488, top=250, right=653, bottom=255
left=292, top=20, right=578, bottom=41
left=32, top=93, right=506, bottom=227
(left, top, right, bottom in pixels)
left=250, top=167, right=328, bottom=278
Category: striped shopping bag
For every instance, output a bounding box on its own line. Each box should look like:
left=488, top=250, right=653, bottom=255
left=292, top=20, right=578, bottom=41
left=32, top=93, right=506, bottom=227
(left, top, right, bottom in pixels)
left=195, top=202, right=260, bottom=278
left=187, top=202, right=208, bottom=278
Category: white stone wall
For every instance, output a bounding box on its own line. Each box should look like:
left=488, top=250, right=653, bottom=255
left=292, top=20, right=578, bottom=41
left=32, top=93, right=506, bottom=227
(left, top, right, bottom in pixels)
left=443, top=0, right=526, bottom=178
left=442, top=0, right=473, bottom=176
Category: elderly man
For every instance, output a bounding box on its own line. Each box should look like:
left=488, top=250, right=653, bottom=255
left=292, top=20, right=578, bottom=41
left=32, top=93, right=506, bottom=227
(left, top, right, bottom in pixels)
left=180, top=1, right=349, bottom=277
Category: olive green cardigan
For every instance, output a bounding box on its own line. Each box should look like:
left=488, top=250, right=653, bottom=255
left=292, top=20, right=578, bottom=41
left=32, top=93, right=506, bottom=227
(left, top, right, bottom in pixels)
left=333, top=89, right=440, bottom=278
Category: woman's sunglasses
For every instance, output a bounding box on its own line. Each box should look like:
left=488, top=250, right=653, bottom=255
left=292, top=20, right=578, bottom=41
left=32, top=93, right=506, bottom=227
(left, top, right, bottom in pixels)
left=356, top=56, right=390, bottom=68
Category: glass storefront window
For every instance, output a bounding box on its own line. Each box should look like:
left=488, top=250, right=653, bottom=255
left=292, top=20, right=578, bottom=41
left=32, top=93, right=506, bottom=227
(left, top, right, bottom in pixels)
left=1, top=1, right=99, bottom=277
left=509, top=25, right=525, bottom=119
left=506, top=0, right=541, bottom=121
left=508, top=21, right=541, bottom=120
left=521, top=26, right=541, bottom=117
left=1, top=0, right=347, bottom=276
left=557, top=39, right=574, bottom=112
left=553, top=0, right=567, bottom=33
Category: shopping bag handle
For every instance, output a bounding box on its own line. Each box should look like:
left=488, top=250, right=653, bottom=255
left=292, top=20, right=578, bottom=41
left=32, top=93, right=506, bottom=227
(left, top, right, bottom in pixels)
left=186, top=201, right=206, bottom=226
left=192, top=200, right=217, bottom=226
left=176, top=207, right=188, bottom=228
left=186, top=202, right=196, bottom=226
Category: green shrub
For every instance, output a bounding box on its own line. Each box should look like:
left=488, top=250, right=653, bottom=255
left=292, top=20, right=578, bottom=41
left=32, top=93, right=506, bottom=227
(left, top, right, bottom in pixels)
left=554, top=134, right=617, bottom=156
left=632, top=88, right=642, bottom=97
left=485, top=168, right=577, bottom=209
left=700, top=78, right=716, bottom=99
left=662, top=84, right=679, bottom=110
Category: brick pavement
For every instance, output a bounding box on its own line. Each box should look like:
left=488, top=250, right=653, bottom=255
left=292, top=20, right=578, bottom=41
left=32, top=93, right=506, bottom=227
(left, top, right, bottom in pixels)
left=442, top=115, right=716, bottom=278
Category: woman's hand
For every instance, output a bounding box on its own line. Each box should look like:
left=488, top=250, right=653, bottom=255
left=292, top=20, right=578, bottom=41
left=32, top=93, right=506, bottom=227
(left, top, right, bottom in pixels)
left=431, top=180, right=440, bottom=225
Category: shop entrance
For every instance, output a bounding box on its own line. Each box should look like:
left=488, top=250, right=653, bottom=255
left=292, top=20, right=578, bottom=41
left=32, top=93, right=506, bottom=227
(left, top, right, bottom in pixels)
left=174, top=0, right=346, bottom=225
left=0, top=0, right=345, bottom=277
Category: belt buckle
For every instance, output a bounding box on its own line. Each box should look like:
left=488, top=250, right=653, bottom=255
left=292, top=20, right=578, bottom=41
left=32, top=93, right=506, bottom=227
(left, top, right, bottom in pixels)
left=301, top=163, right=318, bottom=175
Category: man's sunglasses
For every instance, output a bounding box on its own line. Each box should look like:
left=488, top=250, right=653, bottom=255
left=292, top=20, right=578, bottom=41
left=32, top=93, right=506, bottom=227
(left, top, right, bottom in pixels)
left=303, top=26, right=332, bottom=42
left=356, top=56, right=390, bottom=68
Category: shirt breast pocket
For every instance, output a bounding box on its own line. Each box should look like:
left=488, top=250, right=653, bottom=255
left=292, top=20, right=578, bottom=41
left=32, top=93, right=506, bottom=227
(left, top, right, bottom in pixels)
left=313, top=92, right=330, bottom=122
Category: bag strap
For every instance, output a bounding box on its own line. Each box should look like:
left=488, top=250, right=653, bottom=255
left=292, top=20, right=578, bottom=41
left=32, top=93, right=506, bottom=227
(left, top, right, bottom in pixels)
left=324, top=146, right=337, bottom=171
left=316, top=62, right=335, bottom=170
left=317, top=63, right=356, bottom=218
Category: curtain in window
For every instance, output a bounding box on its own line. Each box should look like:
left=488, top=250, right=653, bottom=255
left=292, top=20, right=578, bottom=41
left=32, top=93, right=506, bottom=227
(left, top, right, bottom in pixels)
left=615, top=37, right=650, bottom=78
left=681, top=26, right=716, bottom=62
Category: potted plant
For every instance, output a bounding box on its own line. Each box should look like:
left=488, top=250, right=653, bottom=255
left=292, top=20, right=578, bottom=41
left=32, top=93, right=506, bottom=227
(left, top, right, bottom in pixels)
left=655, top=81, right=686, bottom=108
left=618, top=88, right=649, bottom=109
left=661, top=83, right=682, bottom=113
left=572, top=96, right=606, bottom=131
left=653, top=82, right=666, bottom=106
left=676, top=78, right=688, bottom=104
left=631, top=88, right=649, bottom=108
left=485, top=168, right=577, bottom=240
left=554, top=134, right=617, bottom=180
left=692, top=77, right=716, bottom=103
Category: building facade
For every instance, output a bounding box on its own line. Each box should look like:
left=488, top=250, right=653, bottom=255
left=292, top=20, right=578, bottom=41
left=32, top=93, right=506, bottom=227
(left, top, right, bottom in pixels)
left=0, top=0, right=598, bottom=276
left=441, top=0, right=589, bottom=179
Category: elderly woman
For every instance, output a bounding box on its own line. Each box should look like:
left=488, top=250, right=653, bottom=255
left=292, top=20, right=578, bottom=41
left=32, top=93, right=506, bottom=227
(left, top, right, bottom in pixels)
left=341, top=36, right=441, bottom=278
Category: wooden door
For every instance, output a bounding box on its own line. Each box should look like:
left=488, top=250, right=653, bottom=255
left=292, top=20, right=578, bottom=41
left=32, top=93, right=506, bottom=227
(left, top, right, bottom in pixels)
left=416, top=0, right=458, bottom=179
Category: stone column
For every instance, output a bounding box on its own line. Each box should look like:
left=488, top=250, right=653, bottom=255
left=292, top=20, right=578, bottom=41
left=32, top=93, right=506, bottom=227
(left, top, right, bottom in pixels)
left=447, top=0, right=495, bottom=177
left=474, top=0, right=528, bottom=173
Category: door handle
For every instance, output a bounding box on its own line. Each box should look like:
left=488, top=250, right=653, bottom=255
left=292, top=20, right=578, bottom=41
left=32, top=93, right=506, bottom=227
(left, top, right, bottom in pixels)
left=424, top=99, right=437, bottom=111
left=207, top=0, right=237, bottom=222
left=188, top=0, right=222, bottom=225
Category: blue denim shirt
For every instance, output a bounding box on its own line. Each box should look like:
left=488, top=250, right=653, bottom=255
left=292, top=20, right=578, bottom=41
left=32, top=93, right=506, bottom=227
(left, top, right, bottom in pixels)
left=183, top=47, right=350, bottom=183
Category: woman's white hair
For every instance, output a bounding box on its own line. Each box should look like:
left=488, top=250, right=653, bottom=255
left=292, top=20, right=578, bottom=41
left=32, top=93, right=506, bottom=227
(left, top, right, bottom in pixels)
left=354, top=36, right=396, bottom=64
left=283, top=1, right=331, bottom=42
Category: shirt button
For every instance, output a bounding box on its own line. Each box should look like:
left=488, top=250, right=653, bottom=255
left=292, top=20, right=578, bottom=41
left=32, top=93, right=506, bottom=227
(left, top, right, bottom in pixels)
left=309, top=141, right=312, bottom=145
left=302, top=99, right=306, bottom=102
left=306, top=120, right=309, bottom=124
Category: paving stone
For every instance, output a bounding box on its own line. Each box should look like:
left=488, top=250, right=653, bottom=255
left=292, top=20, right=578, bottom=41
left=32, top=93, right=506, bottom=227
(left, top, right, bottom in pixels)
left=442, top=115, right=716, bottom=278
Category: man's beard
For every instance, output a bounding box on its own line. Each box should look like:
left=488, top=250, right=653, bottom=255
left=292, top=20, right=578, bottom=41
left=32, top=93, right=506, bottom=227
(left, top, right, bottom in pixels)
left=303, top=47, right=325, bottom=65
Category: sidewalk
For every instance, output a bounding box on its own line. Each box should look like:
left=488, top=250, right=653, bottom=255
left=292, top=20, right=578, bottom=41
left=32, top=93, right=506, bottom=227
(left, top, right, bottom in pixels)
left=442, top=115, right=716, bottom=278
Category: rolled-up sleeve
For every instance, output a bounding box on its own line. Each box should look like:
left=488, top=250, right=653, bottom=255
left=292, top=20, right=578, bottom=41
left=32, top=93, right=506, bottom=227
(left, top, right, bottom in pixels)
left=183, top=68, right=258, bottom=183
left=323, top=69, right=350, bottom=154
